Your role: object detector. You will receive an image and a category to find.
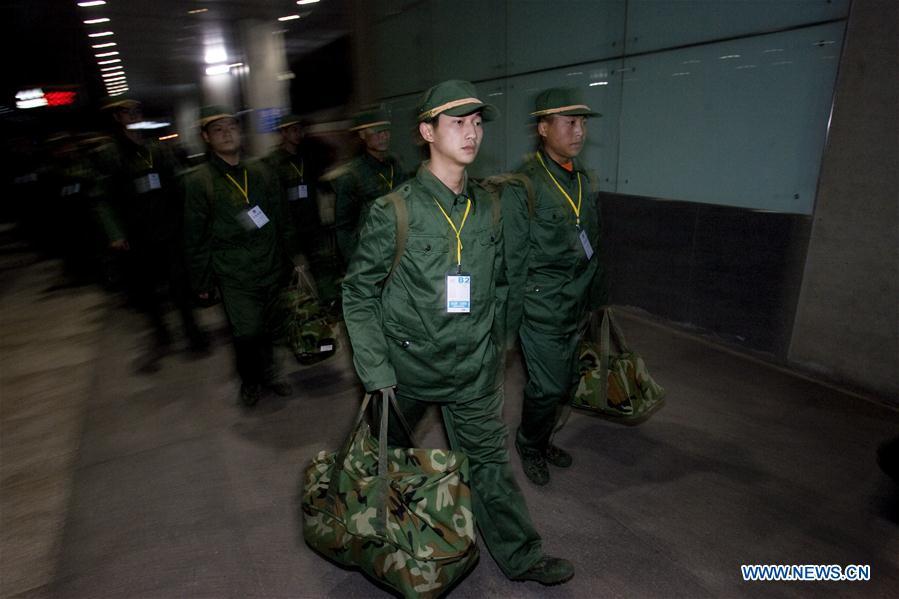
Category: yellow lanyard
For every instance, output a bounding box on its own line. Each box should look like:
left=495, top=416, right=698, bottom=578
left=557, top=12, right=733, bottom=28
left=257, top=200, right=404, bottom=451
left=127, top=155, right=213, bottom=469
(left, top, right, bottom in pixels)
left=536, top=152, right=582, bottom=227
left=289, top=160, right=304, bottom=180
left=138, top=149, right=153, bottom=169
left=433, top=196, right=471, bottom=269
left=377, top=165, right=394, bottom=190
left=225, top=169, right=249, bottom=205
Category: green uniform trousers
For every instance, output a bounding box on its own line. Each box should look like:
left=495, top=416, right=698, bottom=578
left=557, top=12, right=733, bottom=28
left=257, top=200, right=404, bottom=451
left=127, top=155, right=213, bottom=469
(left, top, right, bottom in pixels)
left=220, top=282, right=285, bottom=386
left=518, top=324, right=582, bottom=451
left=386, top=387, right=543, bottom=578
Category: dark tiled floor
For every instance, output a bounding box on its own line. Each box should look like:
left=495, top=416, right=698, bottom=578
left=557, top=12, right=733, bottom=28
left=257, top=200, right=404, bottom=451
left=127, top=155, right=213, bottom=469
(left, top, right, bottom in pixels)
left=2, top=256, right=898, bottom=598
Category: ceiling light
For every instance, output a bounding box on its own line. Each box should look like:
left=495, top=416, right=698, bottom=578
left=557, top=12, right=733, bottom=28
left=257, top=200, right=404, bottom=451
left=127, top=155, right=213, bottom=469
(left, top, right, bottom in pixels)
left=100, top=65, right=123, bottom=71
left=102, top=70, right=125, bottom=76
left=188, top=8, right=208, bottom=14
left=589, top=81, right=609, bottom=86
left=159, top=133, right=179, bottom=141
left=105, top=77, right=127, bottom=83
left=95, top=51, right=119, bottom=57
left=296, top=0, right=320, bottom=5
left=127, top=121, right=172, bottom=130
left=78, top=1, right=107, bottom=6
left=278, top=15, right=300, bottom=21
left=88, top=31, right=114, bottom=37
left=204, top=46, right=227, bottom=64
left=97, top=58, right=121, bottom=65
left=83, top=18, right=110, bottom=24
left=205, top=64, right=230, bottom=76
left=92, top=42, right=116, bottom=48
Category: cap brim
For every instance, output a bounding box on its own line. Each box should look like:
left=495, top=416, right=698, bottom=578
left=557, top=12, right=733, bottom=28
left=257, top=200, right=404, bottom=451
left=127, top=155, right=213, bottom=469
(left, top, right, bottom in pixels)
left=531, top=107, right=601, bottom=118
left=102, top=99, right=140, bottom=111
left=441, top=102, right=499, bottom=122
left=277, top=120, right=302, bottom=129
left=199, top=113, right=236, bottom=128
left=349, top=120, right=391, bottom=133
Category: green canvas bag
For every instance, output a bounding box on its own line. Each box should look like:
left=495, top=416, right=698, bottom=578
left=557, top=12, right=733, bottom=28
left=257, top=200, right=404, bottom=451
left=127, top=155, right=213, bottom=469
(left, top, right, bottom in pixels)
left=572, top=309, right=665, bottom=421
left=302, top=393, right=479, bottom=598
left=282, top=267, right=337, bottom=364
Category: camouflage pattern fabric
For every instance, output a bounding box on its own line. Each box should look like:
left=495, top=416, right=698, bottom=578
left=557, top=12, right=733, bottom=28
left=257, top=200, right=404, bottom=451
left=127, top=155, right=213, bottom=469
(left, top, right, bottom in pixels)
left=302, top=396, right=479, bottom=598
left=281, top=273, right=337, bottom=364
left=573, top=342, right=665, bottom=419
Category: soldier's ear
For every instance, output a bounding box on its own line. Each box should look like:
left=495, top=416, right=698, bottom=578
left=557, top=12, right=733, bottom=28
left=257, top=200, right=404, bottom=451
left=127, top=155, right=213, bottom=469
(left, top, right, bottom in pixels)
left=536, top=119, right=549, bottom=139
left=418, top=121, right=434, bottom=143
left=357, top=130, right=366, bottom=142
left=200, top=130, right=210, bottom=144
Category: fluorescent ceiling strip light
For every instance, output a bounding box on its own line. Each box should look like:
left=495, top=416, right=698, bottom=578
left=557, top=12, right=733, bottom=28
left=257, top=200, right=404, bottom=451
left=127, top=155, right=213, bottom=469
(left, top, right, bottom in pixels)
left=100, top=65, right=122, bottom=71
left=88, top=31, right=114, bottom=37
left=278, top=15, right=300, bottom=21
left=78, top=1, right=107, bottom=6
left=92, top=42, right=116, bottom=48
left=84, top=18, right=110, bottom=24
left=297, top=0, right=320, bottom=5
left=97, top=58, right=121, bottom=64
left=95, top=51, right=119, bottom=57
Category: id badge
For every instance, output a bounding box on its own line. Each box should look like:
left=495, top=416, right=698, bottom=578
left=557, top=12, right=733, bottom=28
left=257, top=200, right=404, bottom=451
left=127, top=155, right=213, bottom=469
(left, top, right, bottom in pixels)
left=578, top=228, right=594, bottom=260
left=134, top=173, right=161, bottom=194
left=446, top=271, right=471, bottom=313
left=297, top=184, right=308, bottom=199
left=245, top=205, right=270, bottom=229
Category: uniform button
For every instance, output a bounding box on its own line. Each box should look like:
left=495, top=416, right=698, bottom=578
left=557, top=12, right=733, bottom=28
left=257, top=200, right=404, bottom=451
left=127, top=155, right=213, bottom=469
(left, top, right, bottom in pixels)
left=401, top=340, right=411, bottom=348
left=425, top=244, right=431, bottom=252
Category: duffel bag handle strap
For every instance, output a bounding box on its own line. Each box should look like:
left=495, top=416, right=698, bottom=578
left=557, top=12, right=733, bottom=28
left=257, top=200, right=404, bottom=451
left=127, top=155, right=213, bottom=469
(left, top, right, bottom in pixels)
left=606, top=308, right=630, bottom=354
left=599, top=309, right=611, bottom=410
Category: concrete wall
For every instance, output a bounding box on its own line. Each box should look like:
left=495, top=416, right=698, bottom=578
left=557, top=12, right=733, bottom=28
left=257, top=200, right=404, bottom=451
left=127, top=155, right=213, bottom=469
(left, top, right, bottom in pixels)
left=789, top=0, right=899, bottom=399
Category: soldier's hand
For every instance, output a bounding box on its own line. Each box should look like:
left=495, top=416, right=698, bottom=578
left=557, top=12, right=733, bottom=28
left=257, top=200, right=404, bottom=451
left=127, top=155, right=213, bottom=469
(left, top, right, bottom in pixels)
left=109, top=238, right=129, bottom=251
left=197, top=292, right=210, bottom=301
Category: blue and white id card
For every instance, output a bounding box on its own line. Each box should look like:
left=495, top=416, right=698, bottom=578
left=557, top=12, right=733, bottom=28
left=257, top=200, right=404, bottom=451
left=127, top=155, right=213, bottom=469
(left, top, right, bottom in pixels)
left=287, top=184, right=308, bottom=201
left=578, top=228, right=594, bottom=260
left=246, top=205, right=270, bottom=229
left=446, top=272, right=471, bottom=313
left=134, top=173, right=161, bottom=194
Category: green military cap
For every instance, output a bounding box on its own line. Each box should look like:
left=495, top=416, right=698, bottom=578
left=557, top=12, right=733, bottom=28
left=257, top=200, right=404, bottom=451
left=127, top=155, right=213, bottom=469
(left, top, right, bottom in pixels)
left=198, top=105, right=236, bottom=129
left=530, top=87, right=601, bottom=118
left=277, top=113, right=303, bottom=129
left=416, top=79, right=498, bottom=122
left=100, top=96, right=140, bottom=111
left=349, top=106, right=391, bottom=133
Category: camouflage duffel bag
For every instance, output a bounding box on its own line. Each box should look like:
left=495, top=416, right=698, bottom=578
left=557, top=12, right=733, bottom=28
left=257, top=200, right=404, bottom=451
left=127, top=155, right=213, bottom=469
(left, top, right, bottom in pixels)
left=572, top=309, right=665, bottom=421
left=302, top=393, right=479, bottom=598
left=282, top=267, right=337, bottom=364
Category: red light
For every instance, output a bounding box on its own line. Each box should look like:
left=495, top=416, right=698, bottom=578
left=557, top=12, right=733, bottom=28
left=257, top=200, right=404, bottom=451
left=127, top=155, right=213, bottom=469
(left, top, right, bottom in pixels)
left=45, top=91, right=77, bottom=107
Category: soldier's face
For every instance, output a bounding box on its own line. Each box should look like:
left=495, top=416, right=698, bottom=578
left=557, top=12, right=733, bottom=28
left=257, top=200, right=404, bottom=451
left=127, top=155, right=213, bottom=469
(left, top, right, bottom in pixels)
left=281, top=123, right=302, bottom=146
left=539, top=115, right=587, bottom=161
left=203, top=118, right=241, bottom=155
left=420, top=112, right=483, bottom=167
left=361, top=128, right=390, bottom=153
left=114, top=105, right=142, bottom=127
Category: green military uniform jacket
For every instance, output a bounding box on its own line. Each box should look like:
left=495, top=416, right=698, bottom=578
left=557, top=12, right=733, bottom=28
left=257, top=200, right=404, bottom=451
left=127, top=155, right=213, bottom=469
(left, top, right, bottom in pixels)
left=333, top=151, right=404, bottom=262
left=342, top=164, right=506, bottom=402
left=91, top=134, right=181, bottom=245
left=183, top=154, right=297, bottom=294
left=263, top=147, right=320, bottom=237
left=503, top=150, right=607, bottom=337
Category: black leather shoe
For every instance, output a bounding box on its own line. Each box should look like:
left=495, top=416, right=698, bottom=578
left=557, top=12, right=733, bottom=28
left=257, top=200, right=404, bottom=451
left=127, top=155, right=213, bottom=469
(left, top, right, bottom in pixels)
left=512, top=555, right=574, bottom=585
left=545, top=444, right=573, bottom=468
left=515, top=439, right=549, bottom=486
left=240, top=383, right=263, bottom=407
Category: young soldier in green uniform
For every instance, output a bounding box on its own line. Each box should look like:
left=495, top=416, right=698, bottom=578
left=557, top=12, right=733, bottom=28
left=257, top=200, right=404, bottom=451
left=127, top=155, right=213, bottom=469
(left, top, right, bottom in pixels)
left=332, top=106, right=405, bottom=265
left=183, top=107, right=299, bottom=407
left=263, top=114, right=321, bottom=258
left=342, top=80, right=574, bottom=586
left=503, top=88, right=608, bottom=486
left=92, top=97, right=207, bottom=372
